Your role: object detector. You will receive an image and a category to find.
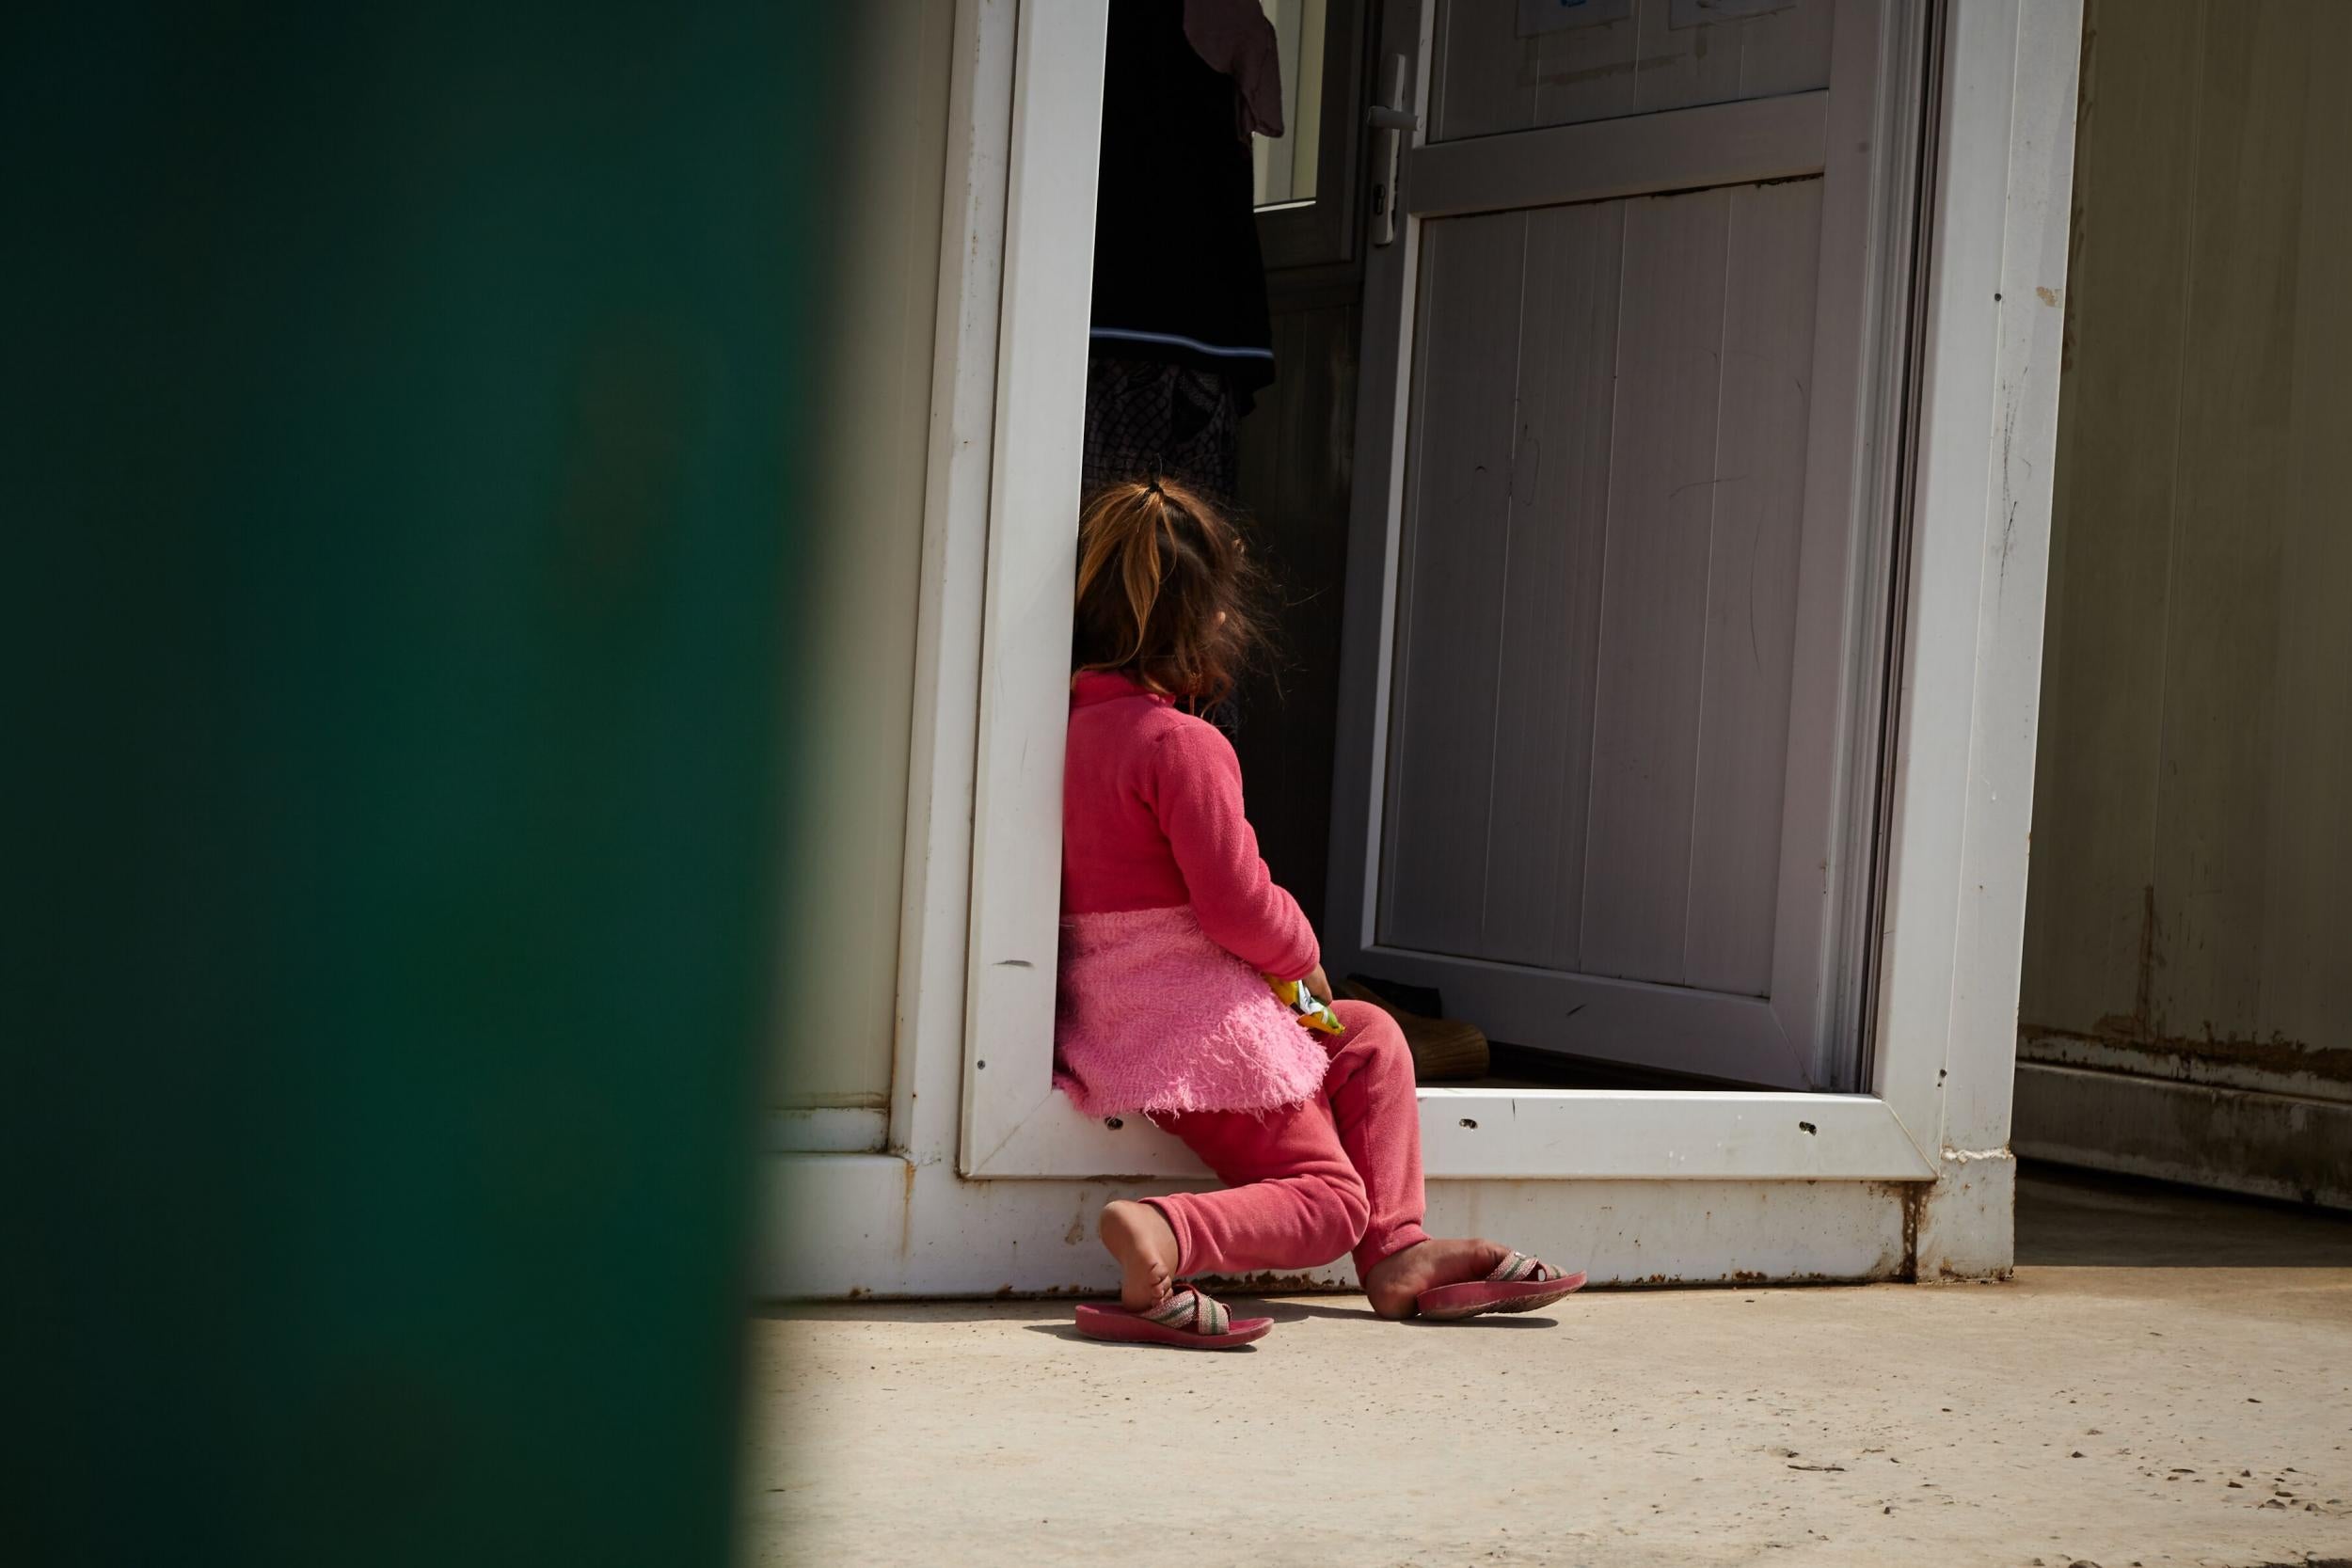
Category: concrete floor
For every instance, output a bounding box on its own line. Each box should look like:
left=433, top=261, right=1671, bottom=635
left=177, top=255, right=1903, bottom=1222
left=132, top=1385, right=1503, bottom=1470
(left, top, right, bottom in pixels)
left=745, top=1167, right=2352, bottom=1568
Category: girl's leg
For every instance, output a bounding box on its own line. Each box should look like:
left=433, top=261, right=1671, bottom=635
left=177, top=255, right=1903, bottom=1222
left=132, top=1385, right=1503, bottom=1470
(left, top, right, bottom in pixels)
left=1318, top=1002, right=1434, bottom=1277
left=1095, top=1005, right=1540, bottom=1317
left=1322, top=1000, right=1518, bottom=1318
left=1101, top=1097, right=1370, bottom=1307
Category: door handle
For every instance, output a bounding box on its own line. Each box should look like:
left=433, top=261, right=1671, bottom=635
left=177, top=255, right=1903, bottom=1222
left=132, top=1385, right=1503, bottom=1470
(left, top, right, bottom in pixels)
left=1367, top=54, right=1417, bottom=246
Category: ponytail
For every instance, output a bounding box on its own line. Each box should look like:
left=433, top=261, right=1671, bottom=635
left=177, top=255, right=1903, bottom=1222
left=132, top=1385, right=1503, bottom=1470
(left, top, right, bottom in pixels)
left=1073, top=478, right=1267, bottom=707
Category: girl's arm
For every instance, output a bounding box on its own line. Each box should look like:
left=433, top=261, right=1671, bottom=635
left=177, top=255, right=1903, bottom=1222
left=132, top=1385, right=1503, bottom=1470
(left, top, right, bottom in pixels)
left=1148, top=720, right=1320, bottom=981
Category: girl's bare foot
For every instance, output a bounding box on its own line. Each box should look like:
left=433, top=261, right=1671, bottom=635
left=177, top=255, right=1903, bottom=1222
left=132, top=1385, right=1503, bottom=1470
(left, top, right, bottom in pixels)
left=1361, top=1237, right=1513, bottom=1319
left=1099, top=1199, right=1180, bottom=1310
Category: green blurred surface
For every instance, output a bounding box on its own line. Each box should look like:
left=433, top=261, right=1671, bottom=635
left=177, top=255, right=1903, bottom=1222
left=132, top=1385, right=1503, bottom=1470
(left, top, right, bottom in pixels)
left=5, top=6, right=831, bottom=1562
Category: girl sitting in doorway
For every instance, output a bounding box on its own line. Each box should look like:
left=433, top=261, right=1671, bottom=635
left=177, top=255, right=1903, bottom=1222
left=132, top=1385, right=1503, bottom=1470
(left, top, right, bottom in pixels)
left=1057, top=477, right=1585, bottom=1349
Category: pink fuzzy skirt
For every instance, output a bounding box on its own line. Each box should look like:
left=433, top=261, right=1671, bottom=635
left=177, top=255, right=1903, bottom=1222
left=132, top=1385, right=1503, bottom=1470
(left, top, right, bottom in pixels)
left=1054, top=905, right=1331, bottom=1118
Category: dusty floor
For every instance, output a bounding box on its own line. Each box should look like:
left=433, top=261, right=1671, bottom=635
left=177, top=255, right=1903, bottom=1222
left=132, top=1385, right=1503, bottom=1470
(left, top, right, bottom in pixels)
left=745, top=1167, right=2352, bottom=1568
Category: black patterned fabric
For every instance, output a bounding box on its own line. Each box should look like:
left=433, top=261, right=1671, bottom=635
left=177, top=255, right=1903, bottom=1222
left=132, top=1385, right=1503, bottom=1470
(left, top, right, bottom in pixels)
left=1081, top=353, right=1242, bottom=504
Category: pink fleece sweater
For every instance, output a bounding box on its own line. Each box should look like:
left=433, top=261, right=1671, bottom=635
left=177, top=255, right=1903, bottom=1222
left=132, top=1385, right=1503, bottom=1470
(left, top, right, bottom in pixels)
left=1062, top=672, right=1318, bottom=982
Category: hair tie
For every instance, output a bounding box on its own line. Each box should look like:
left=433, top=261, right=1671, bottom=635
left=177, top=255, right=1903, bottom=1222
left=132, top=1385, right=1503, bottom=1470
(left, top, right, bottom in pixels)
left=1143, top=478, right=1164, bottom=498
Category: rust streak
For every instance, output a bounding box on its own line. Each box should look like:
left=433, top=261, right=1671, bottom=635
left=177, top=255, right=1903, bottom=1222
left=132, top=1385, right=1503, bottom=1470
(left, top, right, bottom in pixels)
left=1898, top=1184, right=1923, bottom=1283
left=2026, top=883, right=2350, bottom=1085
left=2134, top=881, right=2156, bottom=1033
left=2023, top=1023, right=2352, bottom=1085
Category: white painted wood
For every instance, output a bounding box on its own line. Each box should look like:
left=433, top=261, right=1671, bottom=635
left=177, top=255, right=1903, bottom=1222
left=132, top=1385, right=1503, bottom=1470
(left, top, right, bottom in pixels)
left=1407, top=90, right=1828, bottom=218
left=1682, top=179, right=1821, bottom=997
left=1773, top=0, right=1923, bottom=1089
left=1376, top=211, right=1529, bottom=957
left=1733, top=0, right=1836, bottom=100
left=1327, top=0, right=1927, bottom=1098
left=1579, top=185, right=1731, bottom=987
left=1356, top=178, right=1825, bottom=1054
left=1407, top=0, right=1915, bottom=1056
left=969, top=1077, right=1934, bottom=1181
left=1867, top=3, right=2022, bottom=1170
left=1324, top=0, right=1440, bottom=979
left=761, top=1152, right=1919, bottom=1296
left=1872, top=0, right=2085, bottom=1275
left=1427, top=0, right=1834, bottom=144
left=890, top=0, right=1017, bottom=1154
left=1372, top=175, right=1824, bottom=1047
left=955, top=0, right=1108, bottom=1178
left=1633, top=0, right=1749, bottom=111
left=1936, top=0, right=2083, bottom=1158
left=1638, top=0, right=1834, bottom=112
left=1415, top=1087, right=1931, bottom=1180
left=1531, top=5, right=1639, bottom=130
left=1428, top=0, right=1543, bottom=142
left=1483, top=200, right=1620, bottom=970
left=833, top=1081, right=1929, bottom=1189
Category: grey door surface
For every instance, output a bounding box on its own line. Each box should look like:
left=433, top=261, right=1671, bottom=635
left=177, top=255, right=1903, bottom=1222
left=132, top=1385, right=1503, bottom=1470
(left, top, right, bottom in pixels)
left=1327, top=0, right=1920, bottom=1089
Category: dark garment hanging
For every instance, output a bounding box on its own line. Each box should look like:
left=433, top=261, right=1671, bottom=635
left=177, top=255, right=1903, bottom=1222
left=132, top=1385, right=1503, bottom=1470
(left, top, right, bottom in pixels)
left=1089, top=0, right=1277, bottom=404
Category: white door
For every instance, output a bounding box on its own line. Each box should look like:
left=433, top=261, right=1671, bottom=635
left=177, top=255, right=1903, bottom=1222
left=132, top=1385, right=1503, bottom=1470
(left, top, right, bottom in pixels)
left=1327, top=0, right=1925, bottom=1090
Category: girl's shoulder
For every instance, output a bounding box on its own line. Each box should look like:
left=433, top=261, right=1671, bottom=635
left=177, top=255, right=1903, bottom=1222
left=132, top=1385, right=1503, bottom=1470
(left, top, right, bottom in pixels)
left=1140, top=705, right=1240, bottom=780
left=1081, top=685, right=1214, bottom=739
left=1073, top=680, right=1236, bottom=770
left=1134, top=699, right=1226, bottom=743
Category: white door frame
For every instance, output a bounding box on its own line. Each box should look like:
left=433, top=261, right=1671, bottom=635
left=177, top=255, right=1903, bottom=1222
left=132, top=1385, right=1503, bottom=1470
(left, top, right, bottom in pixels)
left=765, top=0, right=2082, bottom=1295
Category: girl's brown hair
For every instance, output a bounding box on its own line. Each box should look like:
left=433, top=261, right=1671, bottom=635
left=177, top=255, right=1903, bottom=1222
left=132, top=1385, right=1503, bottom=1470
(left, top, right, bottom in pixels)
left=1073, top=477, right=1268, bottom=707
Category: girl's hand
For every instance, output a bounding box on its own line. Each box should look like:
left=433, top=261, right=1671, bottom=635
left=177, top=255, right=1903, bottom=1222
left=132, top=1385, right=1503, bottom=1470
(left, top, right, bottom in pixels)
left=1299, top=964, right=1332, bottom=1006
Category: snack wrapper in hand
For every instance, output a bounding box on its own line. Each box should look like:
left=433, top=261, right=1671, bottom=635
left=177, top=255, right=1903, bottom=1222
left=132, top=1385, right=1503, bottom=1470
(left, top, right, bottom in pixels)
left=1268, top=975, right=1346, bottom=1035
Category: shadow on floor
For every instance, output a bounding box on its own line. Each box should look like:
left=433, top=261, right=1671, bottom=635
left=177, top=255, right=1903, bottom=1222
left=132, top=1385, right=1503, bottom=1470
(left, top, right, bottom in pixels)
left=754, top=1300, right=1083, bottom=1325
left=761, top=1295, right=1565, bottom=1328
left=2016, top=1161, right=2352, bottom=1267
left=1009, top=1306, right=1561, bottom=1345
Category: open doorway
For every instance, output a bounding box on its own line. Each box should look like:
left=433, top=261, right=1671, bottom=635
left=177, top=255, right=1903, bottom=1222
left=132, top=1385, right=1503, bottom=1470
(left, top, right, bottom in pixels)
left=956, top=0, right=2056, bottom=1204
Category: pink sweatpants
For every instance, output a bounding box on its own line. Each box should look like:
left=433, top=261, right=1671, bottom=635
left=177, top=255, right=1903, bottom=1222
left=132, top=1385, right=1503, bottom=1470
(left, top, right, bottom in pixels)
left=1146, top=1000, right=1431, bottom=1283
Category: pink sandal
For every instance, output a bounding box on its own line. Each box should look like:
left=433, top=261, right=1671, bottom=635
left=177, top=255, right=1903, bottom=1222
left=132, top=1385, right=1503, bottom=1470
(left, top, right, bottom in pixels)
left=1075, top=1285, right=1272, bottom=1350
left=1415, top=1250, right=1586, bottom=1322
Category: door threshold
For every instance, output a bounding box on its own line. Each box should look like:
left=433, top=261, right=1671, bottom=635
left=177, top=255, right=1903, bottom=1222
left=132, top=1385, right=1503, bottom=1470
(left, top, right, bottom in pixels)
left=1443, top=1040, right=1788, bottom=1095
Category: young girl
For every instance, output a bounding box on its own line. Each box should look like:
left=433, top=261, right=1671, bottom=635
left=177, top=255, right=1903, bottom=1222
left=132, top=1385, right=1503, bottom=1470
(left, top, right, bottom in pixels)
left=1056, top=478, right=1584, bottom=1349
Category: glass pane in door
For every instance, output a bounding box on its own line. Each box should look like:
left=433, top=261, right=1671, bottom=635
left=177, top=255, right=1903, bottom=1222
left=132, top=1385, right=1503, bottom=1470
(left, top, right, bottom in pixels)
left=1252, top=0, right=1327, bottom=207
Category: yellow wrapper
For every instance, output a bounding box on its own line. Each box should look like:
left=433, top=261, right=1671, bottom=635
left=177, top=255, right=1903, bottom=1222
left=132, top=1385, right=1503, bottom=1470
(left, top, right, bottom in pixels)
left=1269, top=976, right=1346, bottom=1035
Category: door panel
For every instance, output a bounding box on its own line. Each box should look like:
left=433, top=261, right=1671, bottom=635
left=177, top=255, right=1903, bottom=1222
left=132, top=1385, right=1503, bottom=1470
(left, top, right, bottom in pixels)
left=1575, top=185, right=1735, bottom=986
left=1684, top=180, right=1821, bottom=995
left=1375, top=210, right=1527, bottom=961
left=1374, top=201, right=1629, bottom=970
left=1378, top=179, right=1822, bottom=995
left=1479, top=202, right=1620, bottom=971
left=1331, top=0, right=1910, bottom=1090
left=1429, top=0, right=1836, bottom=144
